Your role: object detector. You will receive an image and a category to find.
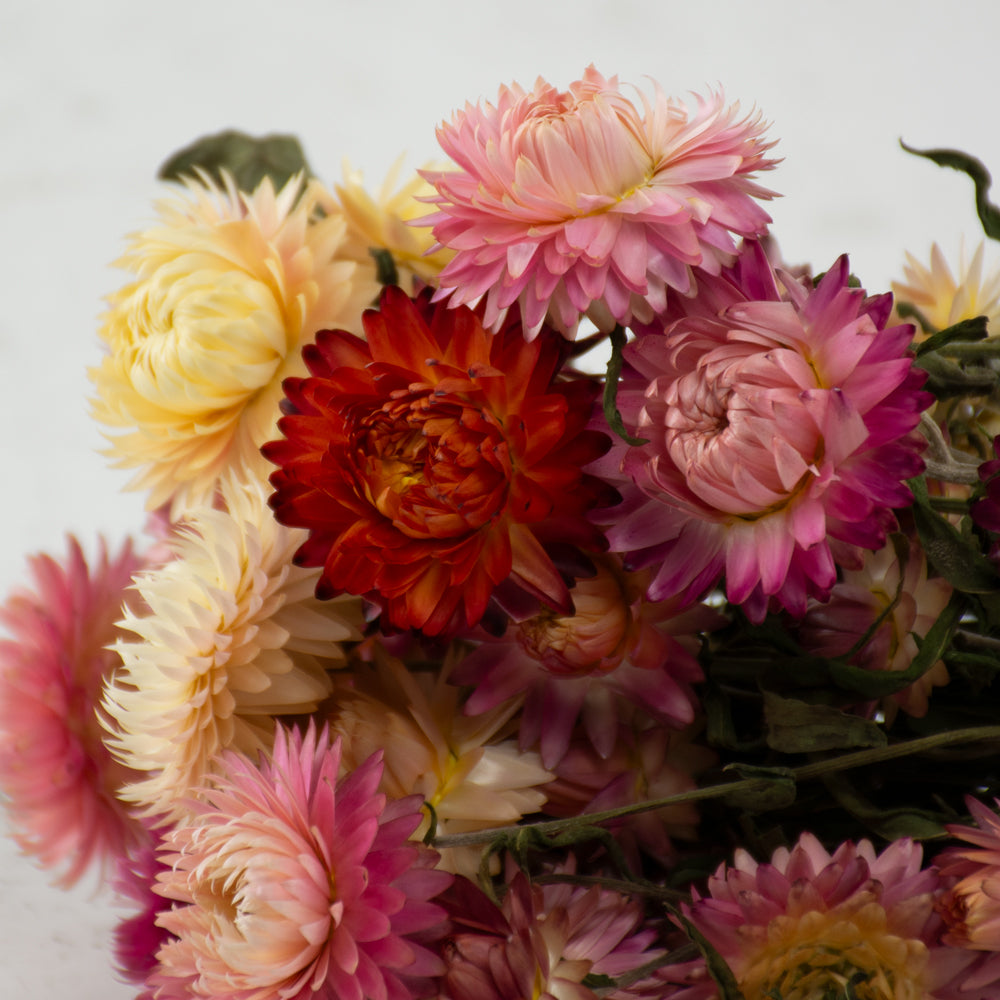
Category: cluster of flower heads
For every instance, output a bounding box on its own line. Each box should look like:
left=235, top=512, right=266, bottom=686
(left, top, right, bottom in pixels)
left=7, top=64, right=1000, bottom=999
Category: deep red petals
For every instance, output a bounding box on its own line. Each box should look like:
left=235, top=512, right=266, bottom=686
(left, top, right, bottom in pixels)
left=267, top=290, right=609, bottom=636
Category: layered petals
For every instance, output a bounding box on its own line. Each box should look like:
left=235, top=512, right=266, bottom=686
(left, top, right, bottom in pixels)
left=150, top=723, right=451, bottom=1000
left=0, top=536, right=149, bottom=886
left=422, top=66, right=778, bottom=338
left=265, top=287, right=612, bottom=636
left=90, top=171, right=377, bottom=516
left=597, top=242, right=932, bottom=620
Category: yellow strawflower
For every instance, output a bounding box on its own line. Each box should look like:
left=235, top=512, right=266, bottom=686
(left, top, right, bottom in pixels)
left=332, top=157, right=454, bottom=290
left=892, top=241, right=1000, bottom=337
left=91, top=171, right=378, bottom=516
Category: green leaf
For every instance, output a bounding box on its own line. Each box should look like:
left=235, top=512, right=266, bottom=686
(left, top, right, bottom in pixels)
left=822, top=771, right=946, bottom=840
left=914, top=315, right=990, bottom=357
left=159, top=129, right=311, bottom=195
left=910, top=491, right=1000, bottom=592
left=603, top=325, right=648, bottom=446
left=900, top=141, right=1000, bottom=241
left=370, top=247, right=399, bottom=287
left=763, top=692, right=887, bottom=753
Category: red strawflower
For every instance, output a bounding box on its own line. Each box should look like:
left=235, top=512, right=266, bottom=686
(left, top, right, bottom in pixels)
left=265, top=287, right=612, bottom=636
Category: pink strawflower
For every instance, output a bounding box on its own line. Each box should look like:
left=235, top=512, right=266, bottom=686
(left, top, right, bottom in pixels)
left=150, top=723, right=451, bottom=1000
left=454, top=555, right=717, bottom=768
left=936, top=797, right=1000, bottom=951
left=797, top=540, right=952, bottom=718
left=0, top=535, right=148, bottom=886
left=439, top=864, right=660, bottom=1000
left=596, top=241, right=931, bottom=621
left=659, top=833, right=976, bottom=999
left=421, top=66, right=778, bottom=339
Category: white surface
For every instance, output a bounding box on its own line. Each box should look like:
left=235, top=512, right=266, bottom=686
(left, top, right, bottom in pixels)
left=4, top=0, right=1000, bottom=995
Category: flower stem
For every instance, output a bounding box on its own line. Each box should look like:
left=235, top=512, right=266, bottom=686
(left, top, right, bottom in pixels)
left=431, top=726, right=1000, bottom=849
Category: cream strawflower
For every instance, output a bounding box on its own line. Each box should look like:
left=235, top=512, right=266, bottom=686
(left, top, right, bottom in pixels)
left=103, top=476, right=364, bottom=821
left=892, top=241, right=1000, bottom=338
left=91, top=171, right=378, bottom=517
left=330, top=645, right=552, bottom=877
left=332, top=157, right=454, bottom=289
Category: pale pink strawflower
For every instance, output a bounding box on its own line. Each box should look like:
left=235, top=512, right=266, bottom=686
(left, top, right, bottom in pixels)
left=151, top=723, right=451, bottom=1000
left=454, top=555, right=717, bottom=768
left=797, top=540, right=952, bottom=718
left=659, top=833, right=982, bottom=1000
left=595, top=241, right=931, bottom=621
left=421, top=66, right=778, bottom=339
left=102, top=475, right=363, bottom=822
left=0, top=535, right=149, bottom=886
left=439, top=863, right=660, bottom=1000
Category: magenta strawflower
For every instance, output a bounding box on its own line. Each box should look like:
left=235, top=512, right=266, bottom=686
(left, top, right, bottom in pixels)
left=150, top=723, right=451, bottom=1000
left=439, top=863, right=660, bottom=1000
left=659, top=833, right=978, bottom=999
left=596, top=241, right=931, bottom=621
left=454, top=555, right=716, bottom=767
left=111, top=827, right=173, bottom=998
left=972, top=437, right=1000, bottom=561
left=421, top=66, right=778, bottom=338
left=0, top=535, right=149, bottom=886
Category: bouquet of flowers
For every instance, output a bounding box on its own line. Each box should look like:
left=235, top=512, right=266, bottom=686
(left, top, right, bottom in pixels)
left=6, top=65, right=1000, bottom=999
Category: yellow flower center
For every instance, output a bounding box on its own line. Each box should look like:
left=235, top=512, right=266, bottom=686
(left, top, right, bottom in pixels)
left=738, top=901, right=928, bottom=1000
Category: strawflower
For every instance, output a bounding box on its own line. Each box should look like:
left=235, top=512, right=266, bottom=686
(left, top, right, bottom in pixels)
left=103, top=475, right=363, bottom=821
left=797, top=540, right=952, bottom=718
left=333, top=157, right=455, bottom=289
left=454, top=555, right=715, bottom=767
left=936, top=796, right=1000, bottom=951
left=596, top=241, right=931, bottom=621
left=90, top=171, right=377, bottom=516
left=439, top=864, right=660, bottom=1000
left=660, top=833, right=966, bottom=1000
left=421, top=65, right=778, bottom=338
left=111, top=826, right=173, bottom=998
left=892, top=241, right=1000, bottom=338
left=265, top=286, right=612, bottom=637
left=330, top=647, right=552, bottom=876
left=971, top=436, right=1000, bottom=559
left=151, top=722, right=451, bottom=1000
left=0, top=535, right=149, bottom=886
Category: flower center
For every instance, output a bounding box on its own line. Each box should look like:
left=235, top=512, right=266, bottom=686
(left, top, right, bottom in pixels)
left=739, top=902, right=928, bottom=1000
left=354, top=390, right=511, bottom=539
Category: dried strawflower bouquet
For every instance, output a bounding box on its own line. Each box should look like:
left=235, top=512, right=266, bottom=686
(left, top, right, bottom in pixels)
left=7, top=65, right=1000, bottom=999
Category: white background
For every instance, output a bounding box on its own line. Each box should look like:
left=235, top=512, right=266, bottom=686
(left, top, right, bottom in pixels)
left=3, top=1, right=1000, bottom=995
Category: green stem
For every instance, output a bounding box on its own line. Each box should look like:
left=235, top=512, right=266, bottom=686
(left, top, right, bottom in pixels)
left=934, top=340, right=1000, bottom=358
left=927, top=497, right=972, bottom=514
left=431, top=726, right=1000, bottom=849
